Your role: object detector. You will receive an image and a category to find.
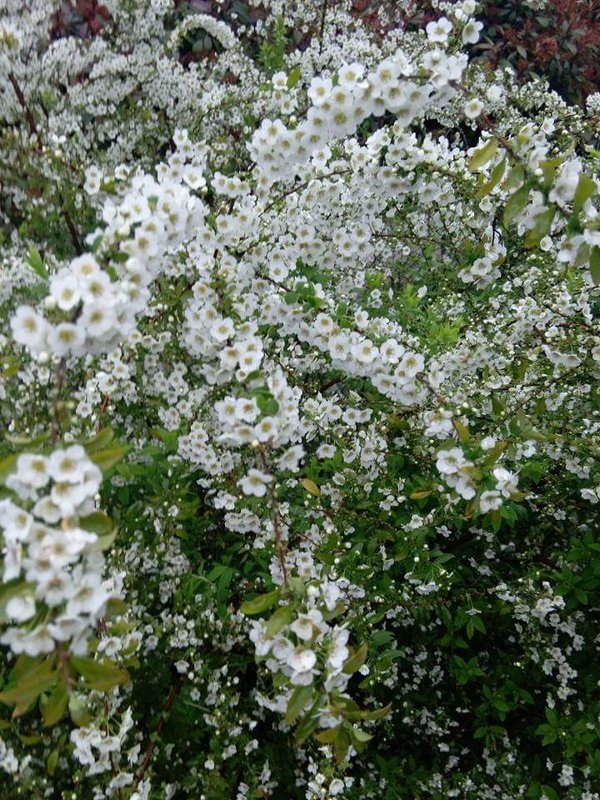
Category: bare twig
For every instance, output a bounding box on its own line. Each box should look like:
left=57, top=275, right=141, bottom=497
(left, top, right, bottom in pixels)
left=318, top=0, right=329, bottom=54
left=136, top=674, right=185, bottom=782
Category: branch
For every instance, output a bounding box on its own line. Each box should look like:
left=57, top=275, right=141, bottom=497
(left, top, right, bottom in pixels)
left=136, top=673, right=184, bottom=782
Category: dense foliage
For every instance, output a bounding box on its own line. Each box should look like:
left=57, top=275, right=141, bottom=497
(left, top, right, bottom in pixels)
left=0, top=1, right=599, bottom=799
left=473, top=0, right=600, bottom=106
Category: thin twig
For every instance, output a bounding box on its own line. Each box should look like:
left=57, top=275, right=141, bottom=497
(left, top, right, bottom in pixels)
left=50, top=357, right=68, bottom=446
left=136, top=674, right=184, bottom=782
left=257, top=447, right=288, bottom=584
left=318, top=0, right=329, bottom=54
left=8, top=72, right=37, bottom=135
left=95, top=395, right=110, bottom=432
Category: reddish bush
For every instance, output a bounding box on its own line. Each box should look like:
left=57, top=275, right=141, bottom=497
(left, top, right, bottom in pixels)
left=474, top=0, right=600, bottom=105
left=50, top=0, right=111, bottom=40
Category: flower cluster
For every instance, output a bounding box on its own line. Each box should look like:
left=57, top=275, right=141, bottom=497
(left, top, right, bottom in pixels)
left=0, top=446, right=113, bottom=656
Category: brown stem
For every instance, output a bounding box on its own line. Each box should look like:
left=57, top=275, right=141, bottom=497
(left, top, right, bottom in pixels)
left=136, top=674, right=184, bottom=782
left=61, top=203, right=83, bottom=255
left=257, top=447, right=288, bottom=584
left=318, top=0, right=329, bottom=54
left=95, top=395, right=110, bottom=432
left=50, top=357, right=68, bottom=445
left=8, top=72, right=37, bottom=135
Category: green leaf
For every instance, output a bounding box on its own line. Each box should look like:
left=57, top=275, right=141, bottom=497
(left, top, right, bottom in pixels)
left=476, top=158, right=506, bottom=198
left=70, top=657, right=130, bottom=691
left=314, top=726, right=340, bottom=743
left=590, top=246, right=600, bottom=285
left=351, top=727, right=373, bottom=743
left=342, top=643, right=368, bottom=675
left=344, top=702, right=392, bottom=722
left=4, top=431, right=49, bottom=447
left=0, top=657, right=58, bottom=718
left=300, top=478, right=320, bottom=497
left=523, top=206, right=556, bottom=248
left=286, top=684, right=313, bottom=725
left=360, top=703, right=392, bottom=721
left=453, top=419, right=470, bottom=443
left=104, top=597, right=127, bottom=618
left=265, top=604, right=294, bottom=637
left=26, top=246, right=48, bottom=280
left=89, top=446, right=126, bottom=472
left=468, top=138, right=498, bottom=172
left=17, top=732, right=42, bottom=745
left=541, top=787, right=559, bottom=800
left=68, top=694, right=91, bottom=727
left=539, top=157, right=563, bottom=189
left=46, top=748, right=59, bottom=776
left=503, top=164, right=525, bottom=191
left=41, top=683, right=68, bottom=727
left=86, top=526, right=118, bottom=552
left=84, top=427, right=114, bottom=454
left=573, top=173, right=596, bottom=213
left=79, top=511, right=113, bottom=535
left=240, top=590, right=280, bottom=616
left=409, top=489, right=432, bottom=500
left=294, top=698, right=320, bottom=743
left=0, top=453, right=18, bottom=485
left=503, top=184, right=530, bottom=227
left=287, top=65, right=301, bottom=89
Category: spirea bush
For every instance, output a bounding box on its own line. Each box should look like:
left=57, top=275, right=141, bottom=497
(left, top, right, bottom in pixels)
left=0, top=1, right=599, bottom=798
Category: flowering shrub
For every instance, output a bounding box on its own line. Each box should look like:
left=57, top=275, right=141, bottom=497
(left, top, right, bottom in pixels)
left=0, top=0, right=600, bottom=798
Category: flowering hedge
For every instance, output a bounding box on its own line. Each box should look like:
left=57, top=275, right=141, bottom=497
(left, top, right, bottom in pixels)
left=1, top=1, right=600, bottom=798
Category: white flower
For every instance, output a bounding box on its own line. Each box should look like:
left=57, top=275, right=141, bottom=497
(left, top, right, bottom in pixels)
left=380, top=338, right=404, bottom=364
left=66, top=572, right=108, bottom=617
left=70, top=253, right=101, bottom=283
left=291, top=610, right=323, bottom=641
left=50, top=271, right=81, bottom=311
left=10, top=305, right=48, bottom=352
left=351, top=339, right=379, bottom=364
left=277, top=445, right=305, bottom=472
left=5, top=593, right=36, bottom=622
left=462, top=20, right=483, bottom=44
left=79, top=304, right=117, bottom=338
left=235, top=397, right=261, bottom=423
left=11, top=453, right=50, bottom=489
left=10, top=625, right=55, bottom=656
left=327, top=628, right=350, bottom=670
left=287, top=648, right=317, bottom=684
left=254, top=416, right=279, bottom=443
left=0, top=500, right=33, bottom=542
left=465, top=99, right=484, bottom=119
left=210, top=317, right=235, bottom=342
left=480, top=436, right=497, bottom=451
left=249, top=622, right=272, bottom=656
left=329, top=333, right=351, bottom=360
left=32, top=496, right=63, bottom=524
left=493, top=467, right=519, bottom=497
left=479, top=489, right=502, bottom=513
left=581, top=487, right=600, bottom=504
left=436, top=448, right=466, bottom=475
left=453, top=475, right=476, bottom=500
left=426, top=17, right=453, bottom=43
left=398, top=351, right=424, bottom=377
left=47, top=445, right=88, bottom=483
left=47, top=322, right=86, bottom=356
left=238, top=469, right=272, bottom=497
